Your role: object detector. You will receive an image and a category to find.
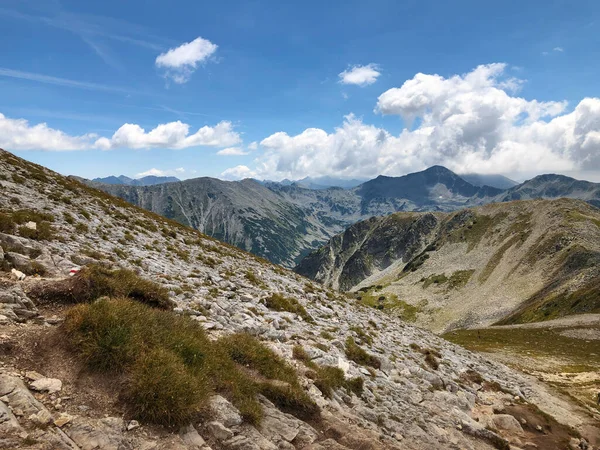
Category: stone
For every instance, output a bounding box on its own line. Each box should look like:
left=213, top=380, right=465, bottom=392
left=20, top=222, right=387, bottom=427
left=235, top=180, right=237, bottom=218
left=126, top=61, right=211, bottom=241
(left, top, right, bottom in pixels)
left=205, top=421, right=234, bottom=440
left=25, top=371, right=44, bottom=381
left=30, top=377, right=62, bottom=394
left=179, top=424, right=206, bottom=449
left=126, top=419, right=140, bottom=431
left=209, top=395, right=242, bottom=428
left=489, top=414, right=524, bottom=435
left=54, top=413, right=74, bottom=427
left=24, top=221, right=37, bottom=230
left=28, top=409, right=53, bottom=426
left=11, top=268, right=26, bottom=281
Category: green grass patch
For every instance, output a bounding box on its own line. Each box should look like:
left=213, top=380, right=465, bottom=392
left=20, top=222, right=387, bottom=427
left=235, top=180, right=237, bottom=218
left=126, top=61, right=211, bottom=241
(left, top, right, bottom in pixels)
left=64, top=298, right=318, bottom=427
left=443, top=326, right=600, bottom=371
left=262, top=293, right=313, bottom=323
left=345, top=337, right=380, bottom=369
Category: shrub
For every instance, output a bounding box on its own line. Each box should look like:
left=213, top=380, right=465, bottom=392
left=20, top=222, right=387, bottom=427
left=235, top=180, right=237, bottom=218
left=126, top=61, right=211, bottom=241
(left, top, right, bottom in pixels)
left=0, top=213, right=15, bottom=233
left=345, top=337, right=381, bottom=369
left=63, top=299, right=317, bottom=427
left=123, top=348, right=209, bottom=427
left=313, top=366, right=345, bottom=399
left=263, top=293, right=313, bottom=323
left=29, top=264, right=173, bottom=309
left=18, top=222, right=56, bottom=241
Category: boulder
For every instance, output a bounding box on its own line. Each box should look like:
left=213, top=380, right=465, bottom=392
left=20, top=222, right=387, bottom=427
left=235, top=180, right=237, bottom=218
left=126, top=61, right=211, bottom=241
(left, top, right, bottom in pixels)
left=30, top=377, right=62, bottom=394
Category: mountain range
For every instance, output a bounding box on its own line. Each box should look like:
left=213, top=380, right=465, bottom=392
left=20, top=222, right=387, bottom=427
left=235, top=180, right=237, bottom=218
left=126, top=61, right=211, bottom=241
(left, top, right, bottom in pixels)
left=92, top=174, right=181, bottom=186
left=86, top=166, right=600, bottom=268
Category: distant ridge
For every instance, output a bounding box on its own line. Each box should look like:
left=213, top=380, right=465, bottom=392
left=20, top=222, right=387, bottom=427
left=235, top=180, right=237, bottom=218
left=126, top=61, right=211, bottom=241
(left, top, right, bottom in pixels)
left=92, top=174, right=180, bottom=186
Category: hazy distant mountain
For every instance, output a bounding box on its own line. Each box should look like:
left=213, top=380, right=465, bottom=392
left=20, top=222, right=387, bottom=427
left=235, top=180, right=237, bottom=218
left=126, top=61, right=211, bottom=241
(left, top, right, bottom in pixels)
left=87, top=166, right=502, bottom=267
left=459, top=173, right=518, bottom=190
left=92, top=175, right=180, bottom=186
left=495, top=174, right=600, bottom=207
left=295, top=176, right=366, bottom=189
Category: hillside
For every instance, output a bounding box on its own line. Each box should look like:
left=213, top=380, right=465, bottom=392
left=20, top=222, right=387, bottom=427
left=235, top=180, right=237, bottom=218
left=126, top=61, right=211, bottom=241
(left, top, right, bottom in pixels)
left=88, top=166, right=502, bottom=267
left=1, top=148, right=598, bottom=448
left=296, top=199, right=600, bottom=332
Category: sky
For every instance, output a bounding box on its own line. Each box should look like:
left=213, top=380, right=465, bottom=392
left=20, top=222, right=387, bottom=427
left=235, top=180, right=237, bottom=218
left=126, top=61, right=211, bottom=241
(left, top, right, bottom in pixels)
left=1, top=0, right=600, bottom=182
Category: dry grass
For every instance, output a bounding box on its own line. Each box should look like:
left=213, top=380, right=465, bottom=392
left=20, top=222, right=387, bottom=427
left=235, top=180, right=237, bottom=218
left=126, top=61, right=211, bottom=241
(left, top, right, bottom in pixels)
left=28, top=264, right=173, bottom=309
left=63, top=298, right=318, bottom=427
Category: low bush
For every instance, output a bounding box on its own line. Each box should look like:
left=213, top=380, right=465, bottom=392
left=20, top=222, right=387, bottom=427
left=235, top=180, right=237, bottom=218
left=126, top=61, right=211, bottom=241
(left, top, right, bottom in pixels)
left=29, top=264, right=172, bottom=309
left=263, top=293, right=313, bottom=323
left=294, top=344, right=365, bottom=399
left=63, top=299, right=318, bottom=427
left=345, top=337, right=381, bottom=369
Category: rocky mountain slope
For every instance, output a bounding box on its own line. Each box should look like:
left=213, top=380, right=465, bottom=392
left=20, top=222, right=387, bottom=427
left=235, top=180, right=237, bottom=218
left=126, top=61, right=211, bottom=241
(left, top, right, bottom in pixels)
left=87, top=166, right=502, bottom=267
left=296, top=199, right=600, bottom=333
left=1, top=148, right=598, bottom=449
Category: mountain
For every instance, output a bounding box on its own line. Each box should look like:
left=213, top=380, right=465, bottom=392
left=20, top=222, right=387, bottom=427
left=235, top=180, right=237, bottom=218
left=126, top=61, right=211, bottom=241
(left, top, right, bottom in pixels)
left=88, top=166, right=502, bottom=267
left=296, top=198, right=600, bottom=333
left=495, top=173, right=600, bottom=207
left=459, top=173, right=518, bottom=189
left=92, top=174, right=180, bottom=186
left=295, top=176, right=366, bottom=190
left=3, top=148, right=597, bottom=448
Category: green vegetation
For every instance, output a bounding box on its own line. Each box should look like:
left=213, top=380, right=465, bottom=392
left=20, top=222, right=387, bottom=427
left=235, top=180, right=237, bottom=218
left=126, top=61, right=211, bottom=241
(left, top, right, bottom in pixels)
left=356, top=289, right=423, bottom=322
left=293, top=344, right=364, bottom=398
left=345, top=337, right=380, bottom=369
left=29, top=263, right=172, bottom=309
left=443, top=326, right=600, bottom=372
left=64, top=298, right=318, bottom=426
left=422, top=273, right=448, bottom=289
left=263, top=293, right=313, bottom=323
left=0, top=209, right=56, bottom=241
left=421, top=270, right=474, bottom=290
left=499, top=283, right=600, bottom=324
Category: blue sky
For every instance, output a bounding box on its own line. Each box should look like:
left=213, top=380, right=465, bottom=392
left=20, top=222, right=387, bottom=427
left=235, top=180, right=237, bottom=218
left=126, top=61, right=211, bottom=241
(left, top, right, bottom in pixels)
left=1, top=0, right=600, bottom=181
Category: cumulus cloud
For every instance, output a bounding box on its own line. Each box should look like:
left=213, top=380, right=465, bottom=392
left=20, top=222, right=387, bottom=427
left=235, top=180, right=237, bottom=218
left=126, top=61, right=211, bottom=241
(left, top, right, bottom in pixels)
left=136, top=167, right=185, bottom=178
left=248, top=141, right=258, bottom=150
left=217, top=147, right=249, bottom=156
left=220, top=165, right=256, bottom=180
left=94, top=120, right=241, bottom=150
left=0, top=113, right=98, bottom=151
left=223, top=64, right=600, bottom=180
left=339, top=64, right=381, bottom=86
left=0, top=112, right=241, bottom=151
left=155, top=37, right=218, bottom=84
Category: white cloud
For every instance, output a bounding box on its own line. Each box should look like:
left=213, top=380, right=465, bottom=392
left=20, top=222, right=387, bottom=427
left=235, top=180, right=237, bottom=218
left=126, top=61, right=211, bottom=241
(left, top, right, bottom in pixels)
left=0, top=112, right=241, bottom=151
left=217, top=147, right=249, bottom=156
left=553, top=47, right=564, bottom=52
left=339, top=64, right=381, bottom=86
left=220, top=165, right=256, bottom=180
left=155, top=37, right=217, bottom=84
left=94, top=120, right=241, bottom=150
left=224, top=64, right=600, bottom=180
left=248, top=141, right=258, bottom=150
left=0, top=113, right=98, bottom=151
left=135, top=168, right=185, bottom=178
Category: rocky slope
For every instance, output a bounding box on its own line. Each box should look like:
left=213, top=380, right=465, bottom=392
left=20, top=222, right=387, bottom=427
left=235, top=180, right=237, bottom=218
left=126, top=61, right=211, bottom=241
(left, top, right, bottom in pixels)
left=1, top=148, right=598, bottom=449
left=87, top=166, right=502, bottom=267
left=296, top=199, right=600, bottom=332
